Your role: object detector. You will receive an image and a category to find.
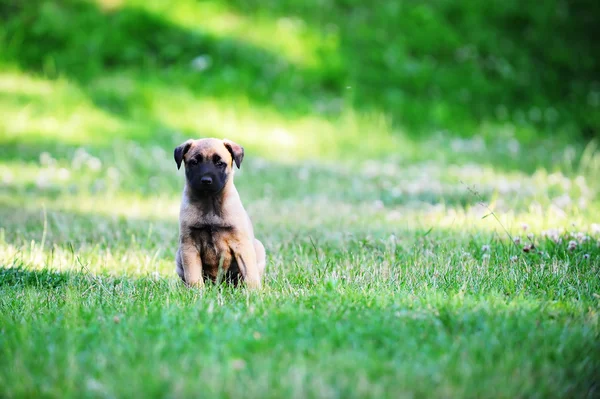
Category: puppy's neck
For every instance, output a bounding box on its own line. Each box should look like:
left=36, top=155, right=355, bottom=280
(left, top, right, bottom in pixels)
left=185, top=181, right=236, bottom=216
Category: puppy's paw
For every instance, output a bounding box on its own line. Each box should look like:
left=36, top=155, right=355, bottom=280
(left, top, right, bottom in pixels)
left=185, top=278, right=205, bottom=289
left=244, top=278, right=262, bottom=290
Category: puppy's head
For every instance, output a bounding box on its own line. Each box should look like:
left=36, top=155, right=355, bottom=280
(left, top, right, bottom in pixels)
left=174, top=138, right=244, bottom=195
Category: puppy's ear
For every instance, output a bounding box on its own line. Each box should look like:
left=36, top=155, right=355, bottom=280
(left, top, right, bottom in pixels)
left=223, top=139, right=244, bottom=169
left=174, top=140, right=194, bottom=170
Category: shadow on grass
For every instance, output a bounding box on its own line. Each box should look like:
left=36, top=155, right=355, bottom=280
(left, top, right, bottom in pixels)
left=0, top=265, right=75, bottom=289
left=0, top=266, right=195, bottom=300
left=1, top=0, right=341, bottom=121
left=218, top=0, right=600, bottom=139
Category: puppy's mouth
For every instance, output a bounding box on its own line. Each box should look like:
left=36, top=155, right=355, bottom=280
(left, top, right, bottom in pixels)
left=196, top=186, right=223, bottom=195
left=188, top=178, right=226, bottom=197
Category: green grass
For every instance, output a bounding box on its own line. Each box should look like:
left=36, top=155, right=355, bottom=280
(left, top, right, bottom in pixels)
left=1, top=0, right=600, bottom=397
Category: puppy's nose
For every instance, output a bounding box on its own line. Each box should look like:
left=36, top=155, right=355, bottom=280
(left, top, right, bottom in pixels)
left=201, top=176, right=213, bottom=185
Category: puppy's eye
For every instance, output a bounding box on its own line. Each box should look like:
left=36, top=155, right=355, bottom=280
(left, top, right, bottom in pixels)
left=188, top=159, right=198, bottom=166
left=216, top=161, right=226, bottom=168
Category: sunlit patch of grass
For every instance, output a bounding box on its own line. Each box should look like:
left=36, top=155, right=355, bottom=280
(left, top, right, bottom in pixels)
left=0, top=69, right=125, bottom=145
left=141, top=86, right=405, bottom=161
left=0, top=70, right=56, bottom=96
left=0, top=67, right=407, bottom=161
left=2, top=178, right=599, bottom=286
left=2, top=142, right=598, bottom=244
left=121, top=0, right=338, bottom=69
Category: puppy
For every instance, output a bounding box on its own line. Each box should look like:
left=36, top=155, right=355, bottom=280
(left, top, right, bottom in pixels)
left=174, top=138, right=265, bottom=288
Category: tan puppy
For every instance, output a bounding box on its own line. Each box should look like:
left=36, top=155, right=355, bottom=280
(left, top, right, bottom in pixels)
left=174, top=138, right=265, bottom=288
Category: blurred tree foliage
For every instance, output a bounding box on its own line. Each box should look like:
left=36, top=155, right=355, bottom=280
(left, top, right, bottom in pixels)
left=1, top=0, right=598, bottom=140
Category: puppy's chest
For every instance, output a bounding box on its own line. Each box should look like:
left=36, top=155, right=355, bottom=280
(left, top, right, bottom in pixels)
left=189, top=224, right=237, bottom=274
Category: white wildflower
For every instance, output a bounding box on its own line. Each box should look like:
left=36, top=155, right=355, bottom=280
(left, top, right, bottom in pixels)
left=513, top=236, right=521, bottom=245
left=297, top=168, right=309, bottom=181
left=567, top=240, right=577, bottom=251
left=507, top=139, right=520, bottom=154
left=2, top=170, right=14, bottom=184
left=542, top=229, right=562, bottom=244
left=373, top=200, right=384, bottom=210
left=72, top=147, right=90, bottom=169
left=385, top=210, right=402, bottom=221
left=36, top=173, right=50, bottom=189
left=39, top=152, right=55, bottom=167
left=87, top=157, right=102, bottom=171
left=191, top=55, right=212, bottom=72
left=107, top=167, right=120, bottom=181
left=231, top=359, right=246, bottom=370
left=582, top=235, right=590, bottom=243
left=552, top=194, right=572, bottom=209
left=575, top=232, right=589, bottom=243
left=481, top=244, right=491, bottom=252
left=57, top=168, right=70, bottom=181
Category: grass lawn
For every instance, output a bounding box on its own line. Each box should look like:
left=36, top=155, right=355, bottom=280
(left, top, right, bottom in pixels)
left=1, top=1, right=600, bottom=398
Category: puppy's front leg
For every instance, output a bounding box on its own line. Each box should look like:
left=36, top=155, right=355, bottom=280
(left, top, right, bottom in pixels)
left=234, top=241, right=261, bottom=289
left=180, top=237, right=204, bottom=288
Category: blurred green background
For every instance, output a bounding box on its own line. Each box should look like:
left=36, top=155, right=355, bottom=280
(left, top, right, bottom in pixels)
left=2, top=0, right=599, bottom=162
left=1, top=0, right=599, bottom=231
left=2, top=0, right=599, bottom=244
